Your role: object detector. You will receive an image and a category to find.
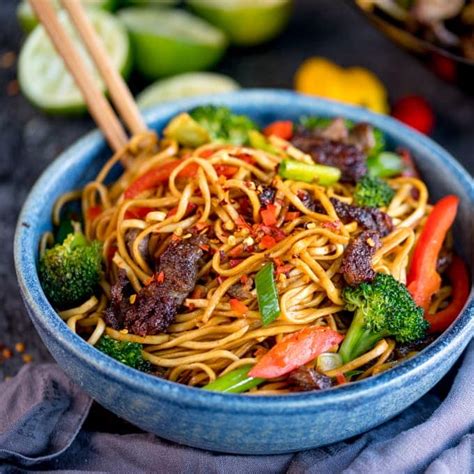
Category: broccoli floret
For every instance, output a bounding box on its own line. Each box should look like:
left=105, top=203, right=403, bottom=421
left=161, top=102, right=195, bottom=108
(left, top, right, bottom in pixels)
left=95, top=335, right=151, bottom=372
left=339, top=273, right=428, bottom=363
left=354, top=174, right=394, bottom=208
left=189, top=105, right=256, bottom=145
left=39, top=230, right=102, bottom=309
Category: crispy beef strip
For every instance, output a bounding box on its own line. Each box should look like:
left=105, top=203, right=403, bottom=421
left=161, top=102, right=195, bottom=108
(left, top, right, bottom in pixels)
left=288, top=366, right=333, bottom=391
left=291, top=133, right=367, bottom=183
left=258, top=185, right=276, bottom=207
left=341, top=230, right=381, bottom=286
left=105, top=235, right=206, bottom=336
left=394, top=335, right=437, bottom=360
left=328, top=198, right=393, bottom=237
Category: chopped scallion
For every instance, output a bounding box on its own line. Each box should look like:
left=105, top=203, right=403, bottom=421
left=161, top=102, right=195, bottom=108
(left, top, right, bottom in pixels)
left=202, top=364, right=264, bottom=393
left=279, top=158, right=341, bottom=185
left=255, top=262, right=281, bottom=326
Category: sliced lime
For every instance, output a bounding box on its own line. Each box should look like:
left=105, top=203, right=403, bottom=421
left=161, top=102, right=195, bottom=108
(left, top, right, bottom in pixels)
left=136, top=72, right=239, bottom=109
left=118, top=7, right=227, bottom=79
left=188, top=0, right=292, bottom=46
left=18, top=9, right=131, bottom=115
left=16, top=0, right=115, bottom=33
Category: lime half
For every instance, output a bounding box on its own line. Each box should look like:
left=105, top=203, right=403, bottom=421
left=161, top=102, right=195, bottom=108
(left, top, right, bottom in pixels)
left=118, top=7, right=227, bottom=79
left=18, top=9, right=130, bottom=114
left=16, top=0, right=115, bottom=33
left=188, top=0, right=292, bottom=46
left=136, top=72, right=240, bottom=109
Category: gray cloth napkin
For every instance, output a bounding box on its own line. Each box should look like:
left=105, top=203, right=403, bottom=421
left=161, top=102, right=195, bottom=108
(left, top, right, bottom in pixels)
left=1, top=341, right=472, bottom=474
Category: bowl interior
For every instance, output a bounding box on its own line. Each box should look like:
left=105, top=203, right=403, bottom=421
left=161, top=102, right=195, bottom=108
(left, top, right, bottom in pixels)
left=15, top=90, right=474, bottom=409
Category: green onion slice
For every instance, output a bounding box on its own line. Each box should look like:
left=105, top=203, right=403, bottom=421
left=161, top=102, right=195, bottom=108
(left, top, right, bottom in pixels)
left=202, top=364, right=264, bottom=393
left=367, top=152, right=403, bottom=178
left=279, top=158, right=341, bottom=185
left=255, top=262, right=281, bottom=326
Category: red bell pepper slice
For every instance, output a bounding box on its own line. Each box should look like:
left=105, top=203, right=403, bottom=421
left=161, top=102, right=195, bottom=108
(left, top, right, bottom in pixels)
left=426, top=256, right=470, bottom=333
left=248, top=326, right=344, bottom=379
left=124, top=161, right=199, bottom=199
left=407, top=195, right=459, bottom=312
left=125, top=207, right=153, bottom=220
left=214, top=164, right=239, bottom=178
left=230, top=298, right=249, bottom=315
left=263, top=121, right=293, bottom=140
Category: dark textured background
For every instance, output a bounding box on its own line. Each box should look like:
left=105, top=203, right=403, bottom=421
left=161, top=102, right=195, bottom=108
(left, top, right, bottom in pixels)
left=0, top=0, right=472, bottom=410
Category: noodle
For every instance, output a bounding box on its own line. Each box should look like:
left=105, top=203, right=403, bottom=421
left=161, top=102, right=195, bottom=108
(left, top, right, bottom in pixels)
left=40, top=113, right=456, bottom=395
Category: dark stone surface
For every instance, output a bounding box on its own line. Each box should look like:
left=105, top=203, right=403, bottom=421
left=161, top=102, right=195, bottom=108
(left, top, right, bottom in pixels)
left=0, top=0, right=472, bottom=381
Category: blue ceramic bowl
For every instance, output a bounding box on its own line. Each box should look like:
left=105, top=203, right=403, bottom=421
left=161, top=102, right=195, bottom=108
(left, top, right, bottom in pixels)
left=14, top=90, right=474, bottom=454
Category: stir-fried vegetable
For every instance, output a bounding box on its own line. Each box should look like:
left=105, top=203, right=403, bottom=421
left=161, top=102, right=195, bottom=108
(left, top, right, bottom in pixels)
left=202, top=364, right=264, bottom=393
left=163, top=112, right=210, bottom=147
left=354, top=174, right=394, bottom=208
left=189, top=105, right=257, bottom=145
left=39, top=230, right=102, bottom=309
left=124, top=161, right=199, bottom=199
left=263, top=120, right=293, bottom=140
left=96, top=335, right=150, bottom=372
left=299, top=116, right=352, bottom=130
left=426, top=256, right=469, bottom=333
left=367, top=151, right=404, bottom=178
left=248, top=130, right=281, bottom=154
left=339, top=273, right=428, bottom=363
left=278, top=158, right=341, bottom=185
left=255, top=263, right=280, bottom=326
left=407, top=195, right=459, bottom=312
left=249, top=326, right=344, bottom=378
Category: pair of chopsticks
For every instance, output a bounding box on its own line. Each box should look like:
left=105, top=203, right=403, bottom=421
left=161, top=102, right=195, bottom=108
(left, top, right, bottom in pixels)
left=29, top=0, right=147, bottom=152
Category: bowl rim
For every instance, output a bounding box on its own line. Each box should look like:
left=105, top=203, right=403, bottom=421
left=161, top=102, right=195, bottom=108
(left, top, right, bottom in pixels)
left=14, top=89, right=474, bottom=413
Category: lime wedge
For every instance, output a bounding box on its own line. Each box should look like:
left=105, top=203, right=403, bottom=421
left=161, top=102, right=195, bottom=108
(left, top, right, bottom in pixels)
left=18, top=9, right=131, bottom=115
left=136, top=72, right=239, bottom=109
left=118, top=7, right=227, bottom=79
left=16, top=0, right=115, bottom=33
left=188, top=0, right=292, bottom=46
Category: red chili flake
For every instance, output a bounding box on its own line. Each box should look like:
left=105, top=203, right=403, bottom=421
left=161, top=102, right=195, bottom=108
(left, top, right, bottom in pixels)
left=191, top=287, right=204, bottom=299
left=144, top=275, right=155, bottom=286
left=156, top=271, right=165, bottom=283
left=321, top=220, right=342, bottom=231
left=235, top=215, right=251, bottom=230
left=260, top=204, right=278, bottom=226
left=276, top=263, right=293, bottom=277
left=273, top=257, right=283, bottom=266
left=259, top=235, right=277, bottom=250
left=228, top=244, right=244, bottom=258
left=230, top=298, right=249, bottom=315
left=240, top=275, right=249, bottom=284
left=229, top=258, right=243, bottom=268
left=194, top=221, right=210, bottom=231
left=284, top=211, right=300, bottom=221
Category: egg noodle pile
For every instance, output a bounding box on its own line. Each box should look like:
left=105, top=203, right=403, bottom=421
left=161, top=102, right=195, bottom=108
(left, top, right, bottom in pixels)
left=40, top=129, right=452, bottom=394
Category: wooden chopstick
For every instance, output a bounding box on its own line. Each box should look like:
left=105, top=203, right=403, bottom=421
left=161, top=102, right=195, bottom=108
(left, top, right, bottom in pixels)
left=60, top=0, right=147, bottom=136
left=28, top=0, right=129, bottom=152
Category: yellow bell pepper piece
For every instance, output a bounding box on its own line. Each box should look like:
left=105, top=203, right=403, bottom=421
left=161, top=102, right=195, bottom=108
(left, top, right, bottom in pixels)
left=294, top=57, right=389, bottom=114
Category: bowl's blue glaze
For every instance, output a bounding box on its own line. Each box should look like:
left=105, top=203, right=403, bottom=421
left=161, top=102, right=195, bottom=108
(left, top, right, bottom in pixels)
left=14, top=90, right=474, bottom=454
